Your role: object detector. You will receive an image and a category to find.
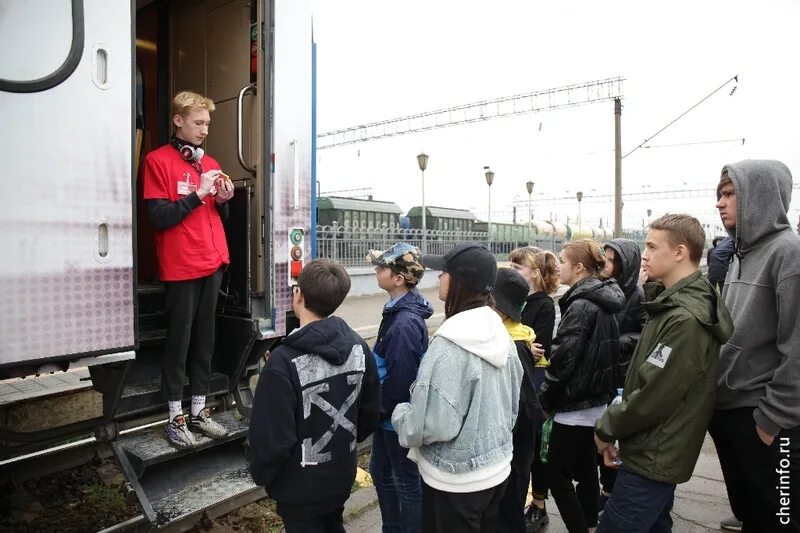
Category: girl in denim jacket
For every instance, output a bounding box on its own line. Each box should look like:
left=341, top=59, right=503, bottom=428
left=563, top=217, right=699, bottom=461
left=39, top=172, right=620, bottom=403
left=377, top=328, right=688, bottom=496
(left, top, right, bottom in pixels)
left=392, top=243, right=523, bottom=533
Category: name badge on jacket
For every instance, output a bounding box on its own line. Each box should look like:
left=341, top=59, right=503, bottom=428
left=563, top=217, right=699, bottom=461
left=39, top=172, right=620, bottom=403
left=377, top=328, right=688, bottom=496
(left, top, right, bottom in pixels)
left=177, top=173, right=196, bottom=196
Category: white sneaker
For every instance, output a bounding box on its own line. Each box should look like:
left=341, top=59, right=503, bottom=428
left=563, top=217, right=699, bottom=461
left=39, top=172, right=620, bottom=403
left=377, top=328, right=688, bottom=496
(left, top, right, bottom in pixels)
left=164, top=415, right=197, bottom=449
left=187, top=408, right=229, bottom=439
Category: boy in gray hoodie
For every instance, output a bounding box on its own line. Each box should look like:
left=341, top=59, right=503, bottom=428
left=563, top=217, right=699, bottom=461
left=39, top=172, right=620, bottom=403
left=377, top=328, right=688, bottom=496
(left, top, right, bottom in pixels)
left=709, top=159, right=800, bottom=532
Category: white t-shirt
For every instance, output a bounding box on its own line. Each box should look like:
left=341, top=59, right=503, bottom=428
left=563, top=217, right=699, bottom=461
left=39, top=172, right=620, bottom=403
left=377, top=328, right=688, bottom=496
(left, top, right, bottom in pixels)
left=554, top=404, right=607, bottom=427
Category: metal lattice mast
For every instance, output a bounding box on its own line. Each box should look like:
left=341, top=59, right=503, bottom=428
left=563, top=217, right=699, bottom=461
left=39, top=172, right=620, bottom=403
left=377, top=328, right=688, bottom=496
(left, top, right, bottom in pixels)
left=317, top=77, right=625, bottom=149
left=510, top=183, right=800, bottom=207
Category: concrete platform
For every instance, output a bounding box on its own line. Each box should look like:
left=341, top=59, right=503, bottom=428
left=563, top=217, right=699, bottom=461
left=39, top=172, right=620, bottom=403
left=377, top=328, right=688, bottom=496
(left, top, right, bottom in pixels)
left=345, top=434, right=732, bottom=532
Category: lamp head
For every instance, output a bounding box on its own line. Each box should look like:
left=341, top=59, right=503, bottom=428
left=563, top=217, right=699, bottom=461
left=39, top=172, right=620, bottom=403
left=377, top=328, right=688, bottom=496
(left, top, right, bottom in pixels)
left=417, top=152, right=429, bottom=172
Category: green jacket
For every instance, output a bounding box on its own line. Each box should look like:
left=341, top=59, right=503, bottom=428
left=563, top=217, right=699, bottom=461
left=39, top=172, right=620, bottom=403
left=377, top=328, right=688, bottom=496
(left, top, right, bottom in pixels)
left=595, top=271, right=732, bottom=484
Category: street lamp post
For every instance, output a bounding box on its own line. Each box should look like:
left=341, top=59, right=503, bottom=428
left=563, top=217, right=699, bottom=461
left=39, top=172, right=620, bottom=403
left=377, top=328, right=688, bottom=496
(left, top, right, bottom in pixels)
left=417, top=152, right=429, bottom=253
left=526, top=181, right=534, bottom=245
left=484, top=167, right=495, bottom=246
left=576, top=191, right=584, bottom=231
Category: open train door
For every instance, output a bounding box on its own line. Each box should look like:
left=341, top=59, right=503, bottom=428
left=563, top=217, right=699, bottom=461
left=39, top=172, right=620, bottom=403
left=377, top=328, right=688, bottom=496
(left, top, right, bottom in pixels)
left=107, top=0, right=313, bottom=528
left=0, top=0, right=136, bottom=451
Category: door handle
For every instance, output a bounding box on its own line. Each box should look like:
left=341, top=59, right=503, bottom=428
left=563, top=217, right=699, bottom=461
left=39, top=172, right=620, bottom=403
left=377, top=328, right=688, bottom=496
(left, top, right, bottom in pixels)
left=237, top=83, right=257, bottom=173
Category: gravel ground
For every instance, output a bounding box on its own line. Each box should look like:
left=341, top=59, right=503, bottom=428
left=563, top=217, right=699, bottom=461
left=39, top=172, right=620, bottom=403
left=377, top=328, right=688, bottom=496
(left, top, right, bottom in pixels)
left=0, top=455, right=139, bottom=532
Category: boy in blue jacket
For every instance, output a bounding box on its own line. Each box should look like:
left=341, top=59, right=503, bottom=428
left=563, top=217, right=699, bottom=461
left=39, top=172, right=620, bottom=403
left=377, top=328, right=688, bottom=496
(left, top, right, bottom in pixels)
left=366, top=243, right=433, bottom=533
left=248, top=259, right=381, bottom=532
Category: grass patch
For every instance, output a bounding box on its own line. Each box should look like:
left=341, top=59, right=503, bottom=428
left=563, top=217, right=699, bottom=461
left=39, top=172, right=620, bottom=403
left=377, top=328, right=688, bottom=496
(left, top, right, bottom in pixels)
left=84, top=483, right=126, bottom=513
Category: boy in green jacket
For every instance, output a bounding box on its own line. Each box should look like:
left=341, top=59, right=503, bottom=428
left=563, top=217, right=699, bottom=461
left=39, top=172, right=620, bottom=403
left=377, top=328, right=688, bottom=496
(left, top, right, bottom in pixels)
left=594, top=214, right=733, bottom=532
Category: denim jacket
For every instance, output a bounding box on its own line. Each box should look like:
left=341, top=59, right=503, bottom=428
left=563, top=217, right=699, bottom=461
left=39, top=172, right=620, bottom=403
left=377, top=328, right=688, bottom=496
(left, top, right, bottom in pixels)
left=392, top=306, right=523, bottom=493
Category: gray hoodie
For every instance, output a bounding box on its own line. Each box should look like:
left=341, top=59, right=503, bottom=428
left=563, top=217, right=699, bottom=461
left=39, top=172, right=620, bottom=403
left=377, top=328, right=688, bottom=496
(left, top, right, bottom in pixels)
left=392, top=306, right=523, bottom=493
left=716, top=159, right=800, bottom=435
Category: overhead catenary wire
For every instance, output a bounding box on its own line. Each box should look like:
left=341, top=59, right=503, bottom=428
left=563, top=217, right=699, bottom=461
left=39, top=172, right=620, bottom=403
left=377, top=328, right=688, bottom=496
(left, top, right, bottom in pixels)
left=623, top=74, right=739, bottom=159
left=644, top=138, right=745, bottom=149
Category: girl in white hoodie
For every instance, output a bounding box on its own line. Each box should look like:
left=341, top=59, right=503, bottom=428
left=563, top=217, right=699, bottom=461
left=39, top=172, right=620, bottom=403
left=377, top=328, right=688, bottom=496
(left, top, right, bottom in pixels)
left=393, top=243, right=523, bottom=533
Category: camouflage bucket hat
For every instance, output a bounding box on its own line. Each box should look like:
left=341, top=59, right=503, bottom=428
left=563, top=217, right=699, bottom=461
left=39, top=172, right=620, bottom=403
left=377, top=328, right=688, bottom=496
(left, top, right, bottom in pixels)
left=366, top=242, right=425, bottom=285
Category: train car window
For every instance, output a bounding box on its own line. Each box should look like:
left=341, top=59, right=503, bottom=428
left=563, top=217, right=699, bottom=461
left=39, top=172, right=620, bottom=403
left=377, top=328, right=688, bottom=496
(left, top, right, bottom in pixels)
left=0, top=0, right=84, bottom=93
left=344, top=210, right=351, bottom=227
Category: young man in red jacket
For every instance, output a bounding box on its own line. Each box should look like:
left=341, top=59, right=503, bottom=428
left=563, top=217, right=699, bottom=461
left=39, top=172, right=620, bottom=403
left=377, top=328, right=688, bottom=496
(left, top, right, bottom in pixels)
left=142, top=91, right=234, bottom=448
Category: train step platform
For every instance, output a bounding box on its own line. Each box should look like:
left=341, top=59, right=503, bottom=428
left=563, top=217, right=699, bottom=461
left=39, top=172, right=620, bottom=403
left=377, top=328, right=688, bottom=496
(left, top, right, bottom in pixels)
left=112, top=409, right=261, bottom=528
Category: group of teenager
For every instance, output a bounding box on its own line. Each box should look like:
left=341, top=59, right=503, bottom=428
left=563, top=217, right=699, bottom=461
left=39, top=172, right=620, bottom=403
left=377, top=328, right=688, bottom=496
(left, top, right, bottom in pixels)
left=244, top=159, right=798, bottom=533
left=141, top=92, right=797, bottom=532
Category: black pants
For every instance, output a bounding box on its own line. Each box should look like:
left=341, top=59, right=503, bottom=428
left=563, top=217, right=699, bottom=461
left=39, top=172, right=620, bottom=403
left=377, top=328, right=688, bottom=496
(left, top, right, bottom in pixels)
left=548, top=422, right=599, bottom=532
left=530, top=368, right=549, bottom=501
left=161, top=268, right=223, bottom=401
left=497, top=413, right=537, bottom=532
left=282, top=507, right=345, bottom=533
left=709, top=408, right=800, bottom=532
left=421, top=479, right=507, bottom=533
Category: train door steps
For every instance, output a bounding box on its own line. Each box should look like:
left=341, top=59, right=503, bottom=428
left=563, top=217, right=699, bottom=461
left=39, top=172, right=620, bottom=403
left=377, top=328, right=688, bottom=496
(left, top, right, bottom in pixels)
left=116, top=410, right=248, bottom=477
left=151, top=467, right=259, bottom=526
left=0, top=367, right=92, bottom=407
left=137, top=282, right=168, bottom=347
left=112, top=411, right=258, bottom=528
left=117, top=372, right=229, bottom=416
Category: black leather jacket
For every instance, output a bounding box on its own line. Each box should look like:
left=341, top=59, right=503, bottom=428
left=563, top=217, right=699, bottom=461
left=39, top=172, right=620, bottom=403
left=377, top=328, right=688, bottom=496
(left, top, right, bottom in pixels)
left=539, top=277, right=624, bottom=414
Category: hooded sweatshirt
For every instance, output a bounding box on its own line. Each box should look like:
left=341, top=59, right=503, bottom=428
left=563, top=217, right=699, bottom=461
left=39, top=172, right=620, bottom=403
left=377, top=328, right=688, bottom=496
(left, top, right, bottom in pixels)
left=373, top=289, right=434, bottom=429
left=707, top=236, right=735, bottom=289
left=604, top=238, right=647, bottom=387
left=248, top=316, right=380, bottom=518
left=504, top=319, right=544, bottom=422
left=716, top=159, right=800, bottom=435
left=596, top=271, right=733, bottom=484
left=392, top=306, right=524, bottom=493
left=520, top=291, right=556, bottom=368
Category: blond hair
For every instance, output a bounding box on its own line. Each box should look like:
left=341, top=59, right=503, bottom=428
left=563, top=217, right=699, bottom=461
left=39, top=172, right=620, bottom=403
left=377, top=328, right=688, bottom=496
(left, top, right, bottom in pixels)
left=649, top=214, right=705, bottom=265
left=508, top=246, right=560, bottom=294
left=562, top=239, right=606, bottom=276
left=171, top=90, right=216, bottom=117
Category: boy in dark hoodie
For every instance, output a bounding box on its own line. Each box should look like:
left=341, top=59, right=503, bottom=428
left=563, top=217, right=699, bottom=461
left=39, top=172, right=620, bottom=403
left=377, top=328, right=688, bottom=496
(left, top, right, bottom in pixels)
left=492, top=267, right=545, bottom=533
left=597, top=238, right=647, bottom=505
left=594, top=214, right=733, bottom=533
left=366, top=243, right=433, bottom=533
left=248, top=259, right=381, bottom=532
left=710, top=160, right=800, bottom=532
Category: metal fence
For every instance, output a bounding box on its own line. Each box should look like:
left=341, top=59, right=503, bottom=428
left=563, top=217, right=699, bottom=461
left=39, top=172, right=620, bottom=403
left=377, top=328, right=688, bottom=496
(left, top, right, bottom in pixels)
left=315, top=224, right=571, bottom=267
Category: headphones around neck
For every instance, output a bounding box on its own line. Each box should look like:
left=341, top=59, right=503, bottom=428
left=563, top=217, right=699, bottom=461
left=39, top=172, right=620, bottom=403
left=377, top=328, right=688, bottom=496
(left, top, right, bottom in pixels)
left=171, top=137, right=204, bottom=163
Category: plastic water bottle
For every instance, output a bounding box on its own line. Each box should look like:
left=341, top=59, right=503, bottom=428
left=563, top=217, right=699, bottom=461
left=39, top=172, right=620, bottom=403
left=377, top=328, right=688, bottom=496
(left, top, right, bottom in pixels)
left=540, top=418, right=553, bottom=464
left=609, top=388, right=624, bottom=466
left=611, top=388, right=624, bottom=407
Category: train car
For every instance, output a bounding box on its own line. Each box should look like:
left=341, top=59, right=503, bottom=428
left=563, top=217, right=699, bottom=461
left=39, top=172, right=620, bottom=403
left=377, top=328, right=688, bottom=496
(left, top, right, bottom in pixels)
left=1, top=0, right=313, bottom=528
left=566, top=223, right=594, bottom=240
left=549, top=221, right=570, bottom=239
left=317, top=196, right=403, bottom=229
left=474, top=221, right=530, bottom=254
left=591, top=226, right=609, bottom=241
left=407, top=206, right=477, bottom=232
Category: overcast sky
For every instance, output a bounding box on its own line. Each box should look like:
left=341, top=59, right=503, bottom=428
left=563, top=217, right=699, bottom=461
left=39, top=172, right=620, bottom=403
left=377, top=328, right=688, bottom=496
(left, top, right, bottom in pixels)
left=310, top=0, right=799, bottom=233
